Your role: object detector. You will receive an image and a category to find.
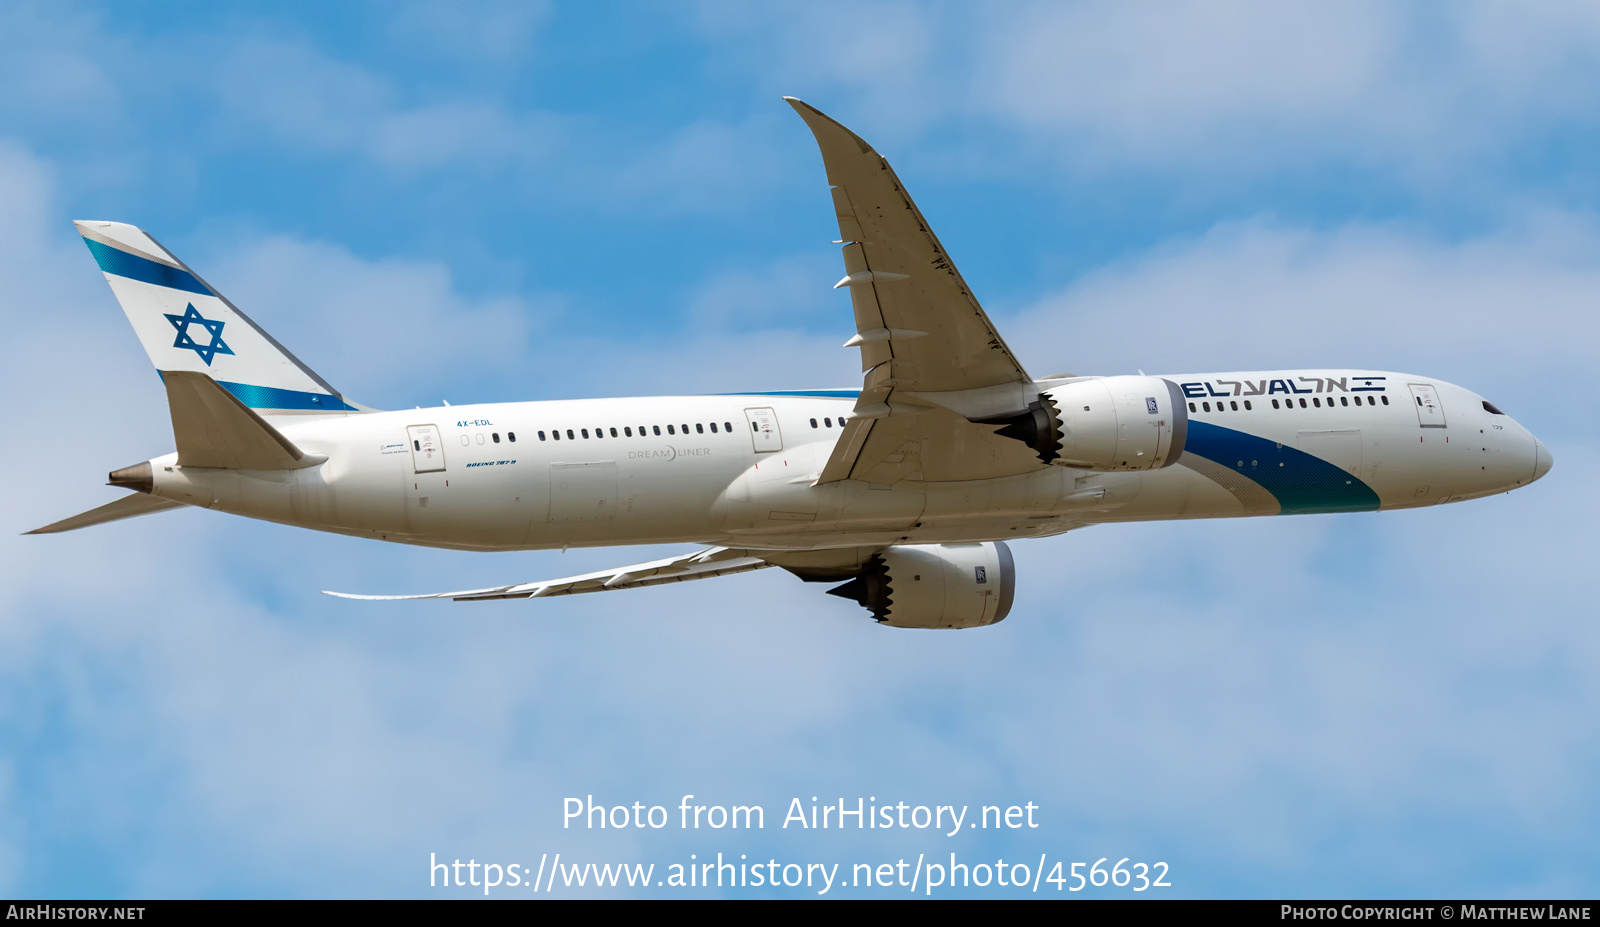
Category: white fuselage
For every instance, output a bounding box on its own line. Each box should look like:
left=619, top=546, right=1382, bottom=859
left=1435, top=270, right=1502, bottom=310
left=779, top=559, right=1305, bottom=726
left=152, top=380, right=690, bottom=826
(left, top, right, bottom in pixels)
left=136, top=370, right=1548, bottom=553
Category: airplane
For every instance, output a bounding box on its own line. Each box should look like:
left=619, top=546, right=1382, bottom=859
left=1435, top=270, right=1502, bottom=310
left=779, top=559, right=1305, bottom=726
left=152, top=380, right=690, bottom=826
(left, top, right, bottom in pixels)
left=29, top=98, right=1553, bottom=628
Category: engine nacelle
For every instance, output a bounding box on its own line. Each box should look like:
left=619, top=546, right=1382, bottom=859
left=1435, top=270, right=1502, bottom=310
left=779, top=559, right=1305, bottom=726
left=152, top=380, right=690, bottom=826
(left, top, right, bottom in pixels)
left=1040, top=375, right=1187, bottom=471
left=827, top=542, right=1015, bottom=629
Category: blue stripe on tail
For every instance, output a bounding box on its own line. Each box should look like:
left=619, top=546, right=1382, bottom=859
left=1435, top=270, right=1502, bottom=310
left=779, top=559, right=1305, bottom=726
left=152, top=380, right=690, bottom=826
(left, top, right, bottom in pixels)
left=155, top=372, right=357, bottom=412
left=218, top=381, right=358, bottom=411
left=83, top=238, right=210, bottom=295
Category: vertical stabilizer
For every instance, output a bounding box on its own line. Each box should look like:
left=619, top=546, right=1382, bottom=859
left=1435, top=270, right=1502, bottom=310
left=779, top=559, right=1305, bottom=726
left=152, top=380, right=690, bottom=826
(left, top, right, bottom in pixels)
left=75, top=220, right=366, bottom=415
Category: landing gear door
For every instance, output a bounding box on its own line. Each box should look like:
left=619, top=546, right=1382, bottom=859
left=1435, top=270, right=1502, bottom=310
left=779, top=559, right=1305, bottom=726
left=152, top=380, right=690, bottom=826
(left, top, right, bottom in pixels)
left=744, top=407, right=783, bottom=453
left=1408, top=384, right=1446, bottom=428
left=407, top=424, right=446, bottom=473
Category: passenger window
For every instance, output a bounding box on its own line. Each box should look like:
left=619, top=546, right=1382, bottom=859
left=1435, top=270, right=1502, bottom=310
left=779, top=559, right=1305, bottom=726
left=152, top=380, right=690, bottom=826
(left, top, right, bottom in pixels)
left=825, top=417, right=833, bottom=427
left=610, top=427, right=618, bottom=437
left=460, top=434, right=470, bottom=446
left=751, top=421, right=758, bottom=432
left=696, top=423, right=704, bottom=434
left=538, top=431, right=546, bottom=441
left=667, top=425, right=675, bottom=435
left=476, top=434, right=485, bottom=445
left=625, top=427, right=633, bottom=437
left=1244, top=400, right=1252, bottom=410
left=1202, top=402, right=1211, bottom=412
left=1230, top=401, right=1238, bottom=411
left=413, top=440, right=420, bottom=451
left=681, top=424, right=689, bottom=434
left=710, top=422, right=718, bottom=433
left=653, top=426, right=661, bottom=436
left=582, top=429, right=589, bottom=439
left=724, top=422, right=733, bottom=432
left=1271, top=400, right=1280, bottom=409
left=810, top=418, right=818, bottom=428
left=492, top=433, right=500, bottom=443
left=1381, top=396, right=1389, bottom=405
left=508, top=432, right=516, bottom=442
left=1299, top=398, right=1308, bottom=408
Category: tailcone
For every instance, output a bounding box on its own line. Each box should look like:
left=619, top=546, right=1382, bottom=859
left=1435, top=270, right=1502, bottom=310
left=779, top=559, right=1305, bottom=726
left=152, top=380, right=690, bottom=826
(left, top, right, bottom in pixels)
left=108, top=461, right=153, bottom=494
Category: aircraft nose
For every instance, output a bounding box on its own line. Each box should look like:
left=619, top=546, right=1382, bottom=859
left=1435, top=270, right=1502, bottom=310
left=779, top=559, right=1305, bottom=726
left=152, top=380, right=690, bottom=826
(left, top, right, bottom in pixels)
left=1532, top=439, right=1553, bottom=482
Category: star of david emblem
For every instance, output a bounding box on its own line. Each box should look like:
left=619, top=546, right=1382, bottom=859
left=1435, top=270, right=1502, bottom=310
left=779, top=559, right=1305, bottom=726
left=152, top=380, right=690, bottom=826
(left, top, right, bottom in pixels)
left=164, top=303, right=235, bottom=366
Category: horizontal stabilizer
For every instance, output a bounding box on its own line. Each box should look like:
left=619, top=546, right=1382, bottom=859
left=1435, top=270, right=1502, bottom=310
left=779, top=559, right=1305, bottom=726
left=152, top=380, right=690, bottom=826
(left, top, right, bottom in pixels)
left=165, top=370, right=324, bottom=470
left=324, top=547, right=774, bottom=602
left=25, top=493, right=184, bottom=535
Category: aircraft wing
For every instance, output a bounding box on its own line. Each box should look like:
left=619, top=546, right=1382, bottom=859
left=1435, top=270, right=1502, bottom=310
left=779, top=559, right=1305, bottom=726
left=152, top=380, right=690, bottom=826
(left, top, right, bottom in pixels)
left=323, top=546, right=774, bottom=602
left=787, top=98, right=1044, bottom=485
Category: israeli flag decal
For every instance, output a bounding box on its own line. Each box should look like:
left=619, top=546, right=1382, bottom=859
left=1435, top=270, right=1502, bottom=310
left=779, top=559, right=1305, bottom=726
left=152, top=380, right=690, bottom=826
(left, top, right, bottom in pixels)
left=164, top=303, right=235, bottom=366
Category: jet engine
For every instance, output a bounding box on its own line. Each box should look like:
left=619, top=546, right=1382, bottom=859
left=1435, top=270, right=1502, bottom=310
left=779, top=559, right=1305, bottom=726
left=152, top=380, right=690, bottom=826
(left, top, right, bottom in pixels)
left=981, top=376, right=1187, bottom=471
left=827, top=542, right=1015, bottom=629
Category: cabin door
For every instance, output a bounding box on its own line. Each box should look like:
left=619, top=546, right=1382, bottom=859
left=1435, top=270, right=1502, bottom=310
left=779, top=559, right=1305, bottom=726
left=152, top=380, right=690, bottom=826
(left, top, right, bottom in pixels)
left=407, top=424, right=446, bottom=473
left=1407, top=384, right=1446, bottom=428
left=744, top=407, right=783, bottom=453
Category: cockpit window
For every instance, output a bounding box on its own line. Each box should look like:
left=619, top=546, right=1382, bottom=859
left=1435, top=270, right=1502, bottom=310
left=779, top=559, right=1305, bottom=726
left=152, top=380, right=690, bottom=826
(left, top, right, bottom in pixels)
left=1483, top=400, right=1505, bottom=415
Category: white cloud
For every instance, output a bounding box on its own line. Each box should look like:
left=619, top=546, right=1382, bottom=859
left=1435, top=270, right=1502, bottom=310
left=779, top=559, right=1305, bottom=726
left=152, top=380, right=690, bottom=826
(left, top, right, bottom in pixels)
left=386, top=0, right=554, bottom=64
left=598, top=114, right=801, bottom=216
left=983, top=3, right=1398, bottom=140
left=976, top=2, right=1411, bottom=163
left=0, top=5, right=124, bottom=126
left=207, top=36, right=800, bottom=213
left=212, top=38, right=565, bottom=173
left=698, top=1, right=1600, bottom=181
left=190, top=232, right=552, bottom=407
left=684, top=252, right=840, bottom=331
left=694, top=0, right=944, bottom=137
left=1005, top=213, right=1600, bottom=419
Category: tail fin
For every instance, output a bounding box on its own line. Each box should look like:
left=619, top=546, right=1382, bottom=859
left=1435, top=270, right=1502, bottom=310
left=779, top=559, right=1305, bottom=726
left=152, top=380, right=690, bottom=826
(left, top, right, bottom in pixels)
left=75, top=220, right=367, bottom=415
left=162, top=371, right=324, bottom=470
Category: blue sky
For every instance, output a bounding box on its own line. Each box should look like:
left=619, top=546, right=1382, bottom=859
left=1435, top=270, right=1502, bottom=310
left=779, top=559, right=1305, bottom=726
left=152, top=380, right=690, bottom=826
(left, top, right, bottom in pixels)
left=3, top=1, right=1598, bottom=898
